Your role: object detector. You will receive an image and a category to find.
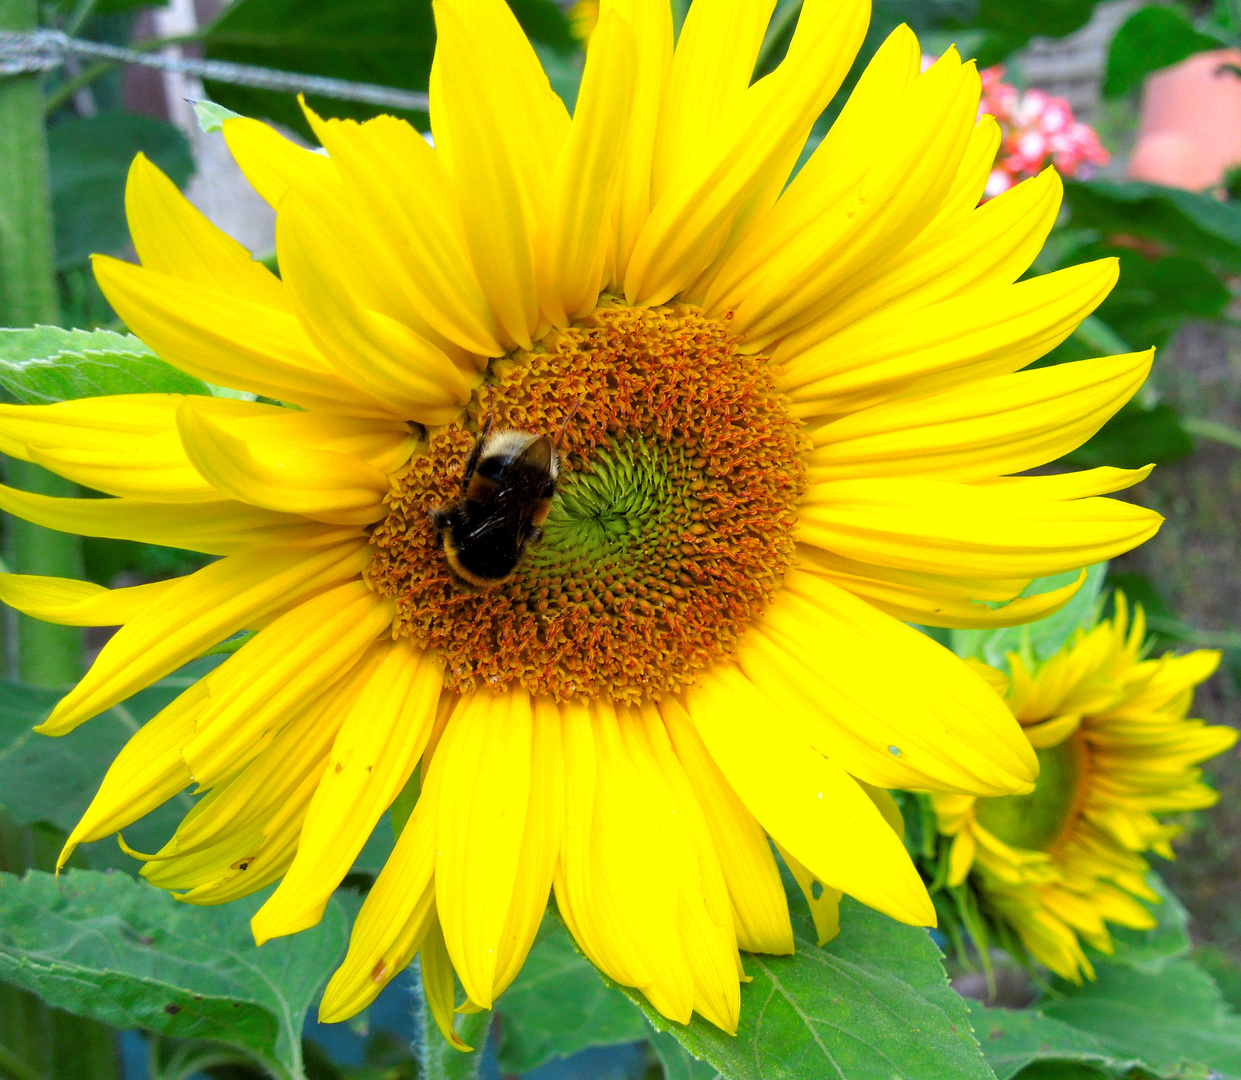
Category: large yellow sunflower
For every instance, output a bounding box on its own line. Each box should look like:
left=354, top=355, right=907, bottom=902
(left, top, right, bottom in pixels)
left=0, top=0, right=1163, bottom=1043
left=932, top=597, right=1235, bottom=982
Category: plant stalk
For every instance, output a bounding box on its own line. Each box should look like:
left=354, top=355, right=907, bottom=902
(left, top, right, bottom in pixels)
left=415, top=965, right=492, bottom=1080
left=0, top=0, right=85, bottom=688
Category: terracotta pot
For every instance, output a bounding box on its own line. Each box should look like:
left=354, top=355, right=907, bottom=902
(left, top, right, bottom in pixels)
left=1128, top=48, right=1241, bottom=190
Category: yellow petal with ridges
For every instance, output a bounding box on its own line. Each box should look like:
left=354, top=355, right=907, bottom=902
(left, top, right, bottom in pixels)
left=783, top=260, right=1120, bottom=417
left=686, top=663, right=936, bottom=927
left=715, top=53, right=981, bottom=346
left=776, top=163, right=1060, bottom=361
left=276, top=194, right=476, bottom=425
left=651, top=0, right=777, bottom=198
left=58, top=679, right=206, bottom=868
left=93, top=257, right=398, bottom=418
left=978, top=465, right=1154, bottom=500
left=423, top=918, right=472, bottom=1050
left=125, top=153, right=286, bottom=309
left=252, top=640, right=442, bottom=942
left=661, top=697, right=793, bottom=955
left=0, top=394, right=222, bottom=501
left=39, top=540, right=370, bottom=735
left=798, top=477, right=1161, bottom=580
left=0, top=484, right=350, bottom=555
left=319, top=736, right=445, bottom=1022
left=222, top=116, right=336, bottom=208
left=305, top=113, right=504, bottom=357
left=432, top=0, right=570, bottom=348
left=608, top=0, right=672, bottom=283
left=624, top=0, right=868, bottom=305
left=175, top=400, right=399, bottom=526
left=435, top=689, right=533, bottom=1009
left=740, top=571, right=1038, bottom=795
left=0, top=574, right=178, bottom=627
left=490, top=696, right=566, bottom=997
left=808, top=351, right=1153, bottom=483
left=182, top=582, right=395, bottom=788
left=536, top=6, right=636, bottom=326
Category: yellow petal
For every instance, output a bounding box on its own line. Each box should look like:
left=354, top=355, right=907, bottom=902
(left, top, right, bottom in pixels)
left=783, top=260, right=1120, bottom=417
left=775, top=841, right=842, bottom=946
left=182, top=581, right=396, bottom=788
left=779, top=163, right=1059, bottom=358
left=305, top=113, right=504, bottom=357
left=39, top=540, right=370, bottom=735
left=319, top=730, right=444, bottom=1022
left=125, top=153, right=286, bottom=310
left=176, top=398, right=404, bottom=525
left=661, top=697, right=793, bottom=955
left=536, top=6, right=636, bottom=325
left=252, top=640, right=442, bottom=942
left=491, top=696, right=566, bottom=997
left=625, top=0, right=869, bottom=305
left=222, top=116, right=336, bottom=208
left=714, top=52, right=981, bottom=346
left=739, top=571, right=1038, bottom=794
left=432, top=0, right=570, bottom=348
left=977, top=465, right=1154, bottom=500
left=93, top=256, right=398, bottom=418
left=686, top=663, right=936, bottom=927
left=798, top=477, right=1162, bottom=580
left=0, top=483, right=349, bottom=556
left=801, top=555, right=1087, bottom=630
left=609, top=0, right=673, bottom=283
left=0, top=394, right=219, bottom=502
left=423, top=917, right=473, bottom=1050
left=0, top=574, right=178, bottom=626
left=435, top=689, right=533, bottom=1008
left=809, top=351, right=1153, bottom=483
left=58, top=679, right=206, bottom=867
left=651, top=0, right=778, bottom=198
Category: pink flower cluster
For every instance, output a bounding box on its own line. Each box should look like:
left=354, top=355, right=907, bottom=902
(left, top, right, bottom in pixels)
left=977, top=64, right=1110, bottom=197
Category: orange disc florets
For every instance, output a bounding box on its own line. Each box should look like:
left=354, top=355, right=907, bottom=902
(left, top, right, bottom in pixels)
left=367, top=300, right=807, bottom=703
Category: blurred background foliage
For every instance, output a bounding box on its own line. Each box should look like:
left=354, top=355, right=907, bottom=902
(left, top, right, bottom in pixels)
left=5, top=0, right=1241, bottom=1077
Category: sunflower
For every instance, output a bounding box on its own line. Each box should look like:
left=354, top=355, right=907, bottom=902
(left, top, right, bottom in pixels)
left=0, top=0, right=1162, bottom=1043
left=932, top=596, right=1235, bottom=982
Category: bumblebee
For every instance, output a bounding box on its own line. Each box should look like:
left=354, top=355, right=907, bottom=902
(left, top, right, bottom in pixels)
left=431, top=427, right=560, bottom=586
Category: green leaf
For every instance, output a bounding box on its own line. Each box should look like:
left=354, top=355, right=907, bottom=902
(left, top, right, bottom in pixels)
left=951, top=563, right=1109, bottom=673
left=648, top=1030, right=721, bottom=1080
left=621, top=898, right=994, bottom=1080
left=0, top=326, right=209, bottom=404
left=495, top=918, right=649, bottom=1074
left=202, top=0, right=573, bottom=140
left=1063, top=401, right=1194, bottom=470
left=47, top=112, right=193, bottom=269
left=192, top=100, right=243, bottom=134
left=1093, top=253, right=1231, bottom=349
left=969, top=1004, right=1128, bottom=1080
left=0, top=870, right=350, bottom=1080
left=1100, top=873, right=1190, bottom=974
left=1103, top=5, right=1226, bottom=98
left=1042, top=959, right=1241, bottom=1078
left=1062, top=179, right=1241, bottom=274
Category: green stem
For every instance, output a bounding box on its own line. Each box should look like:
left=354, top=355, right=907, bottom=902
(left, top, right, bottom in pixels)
left=0, top=0, right=84, bottom=688
left=415, top=967, right=491, bottom=1080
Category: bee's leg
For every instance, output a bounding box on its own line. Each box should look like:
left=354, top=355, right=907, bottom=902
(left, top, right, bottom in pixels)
left=528, top=526, right=544, bottom=544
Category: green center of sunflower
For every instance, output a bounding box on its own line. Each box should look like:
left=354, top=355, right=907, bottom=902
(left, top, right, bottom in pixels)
left=974, top=733, right=1089, bottom=852
left=366, top=300, right=808, bottom=704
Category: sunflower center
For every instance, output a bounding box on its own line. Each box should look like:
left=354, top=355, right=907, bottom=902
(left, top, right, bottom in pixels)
left=975, top=733, right=1089, bottom=852
left=366, top=300, right=807, bottom=703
